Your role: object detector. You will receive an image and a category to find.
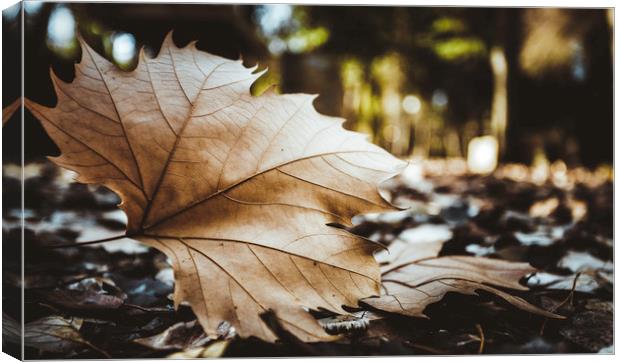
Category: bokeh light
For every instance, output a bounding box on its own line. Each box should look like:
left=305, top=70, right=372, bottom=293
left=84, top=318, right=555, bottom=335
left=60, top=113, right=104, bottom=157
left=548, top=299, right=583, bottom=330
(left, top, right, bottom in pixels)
left=402, top=95, right=422, bottom=114
left=431, top=89, right=448, bottom=109
left=112, top=33, right=137, bottom=65
left=267, top=38, right=287, bottom=56
left=255, top=5, right=293, bottom=36
left=467, top=136, right=499, bottom=174
left=47, top=6, right=75, bottom=49
left=24, top=1, right=44, bottom=16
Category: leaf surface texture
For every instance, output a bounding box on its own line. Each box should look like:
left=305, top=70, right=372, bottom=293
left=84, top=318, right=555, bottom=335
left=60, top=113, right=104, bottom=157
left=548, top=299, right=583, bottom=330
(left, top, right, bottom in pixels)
left=25, top=33, right=406, bottom=342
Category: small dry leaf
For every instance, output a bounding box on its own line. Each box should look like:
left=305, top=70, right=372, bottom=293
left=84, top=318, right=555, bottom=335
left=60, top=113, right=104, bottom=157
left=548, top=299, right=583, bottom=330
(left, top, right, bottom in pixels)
left=25, top=32, right=405, bottom=342
left=133, top=320, right=211, bottom=351
left=363, top=210, right=561, bottom=320
left=43, top=277, right=125, bottom=311
left=166, top=340, right=230, bottom=359
left=24, top=316, right=108, bottom=356
left=363, top=256, right=562, bottom=319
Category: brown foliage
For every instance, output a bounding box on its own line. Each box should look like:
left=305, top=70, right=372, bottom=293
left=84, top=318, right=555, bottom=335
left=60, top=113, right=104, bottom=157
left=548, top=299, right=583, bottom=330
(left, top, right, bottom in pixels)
left=25, top=32, right=405, bottom=342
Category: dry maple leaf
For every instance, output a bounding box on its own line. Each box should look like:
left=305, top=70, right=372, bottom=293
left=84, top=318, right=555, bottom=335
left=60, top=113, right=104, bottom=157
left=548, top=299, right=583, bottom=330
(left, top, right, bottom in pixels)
left=24, top=316, right=109, bottom=357
left=133, top=320, right=211, bottom=351
left=25, top=33, right=406, bottom=342
left=362, top=233, right=562, bottom=319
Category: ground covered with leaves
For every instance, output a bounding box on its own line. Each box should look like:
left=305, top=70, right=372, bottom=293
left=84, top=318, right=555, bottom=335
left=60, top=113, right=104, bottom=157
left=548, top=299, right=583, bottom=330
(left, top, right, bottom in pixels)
left=2, top=159, right=613, bottom=358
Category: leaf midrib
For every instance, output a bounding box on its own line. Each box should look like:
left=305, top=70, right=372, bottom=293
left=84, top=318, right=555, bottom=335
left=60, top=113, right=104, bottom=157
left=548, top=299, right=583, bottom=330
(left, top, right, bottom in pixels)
left=138, top=57, right=233, bottom=228
left=142, top=149, right=390, bottom=230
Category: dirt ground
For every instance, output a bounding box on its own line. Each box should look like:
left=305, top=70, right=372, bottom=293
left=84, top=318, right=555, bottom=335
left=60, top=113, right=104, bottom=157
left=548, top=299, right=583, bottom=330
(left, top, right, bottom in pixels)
left=2, top=159, right=613, bottom=358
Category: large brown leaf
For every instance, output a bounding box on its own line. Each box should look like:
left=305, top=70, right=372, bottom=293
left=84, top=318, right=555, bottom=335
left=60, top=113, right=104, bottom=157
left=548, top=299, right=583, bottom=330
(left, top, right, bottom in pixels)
left=25, top=33, right=405, bottom=342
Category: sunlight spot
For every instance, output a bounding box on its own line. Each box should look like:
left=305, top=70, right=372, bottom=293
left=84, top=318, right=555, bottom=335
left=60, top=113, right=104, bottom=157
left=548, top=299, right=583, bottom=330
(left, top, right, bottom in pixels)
left=255, top=4, right=293, bottom=36
left=287, top=36, right=307, bottom=53
left=402, top=95, right=422, bottom=114
left=112, top=33, right=136, bottom=65
left=431, top=89, right=448, bottom=109
left=24, top=1, right=44, bottom=15
left=467, top=136, right=498, bottom=174
left=268, top=38, right=287, bottom=55
left=47, top=6, right=75, bottom=49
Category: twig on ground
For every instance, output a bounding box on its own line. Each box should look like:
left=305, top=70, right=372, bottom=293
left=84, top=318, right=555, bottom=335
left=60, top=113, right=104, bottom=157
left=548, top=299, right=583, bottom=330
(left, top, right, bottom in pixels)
left=540, top=273, right=580, bottom=335
left=475, top=324, right=485, bottom=354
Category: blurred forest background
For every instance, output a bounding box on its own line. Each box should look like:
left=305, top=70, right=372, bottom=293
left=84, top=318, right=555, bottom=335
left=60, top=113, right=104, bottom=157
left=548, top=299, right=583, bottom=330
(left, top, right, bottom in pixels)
left=1, top=3, right=615, bottom=357
left=3, top=2, right=614, bottom=169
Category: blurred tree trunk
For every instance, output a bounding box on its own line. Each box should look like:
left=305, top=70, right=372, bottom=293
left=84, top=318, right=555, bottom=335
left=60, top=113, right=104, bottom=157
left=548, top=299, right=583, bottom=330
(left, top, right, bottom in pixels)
left=280, top=53, right=344, bottom=117
left=489, top=46, right=508, bottom=156
left=576, top=10, right=613, bottom=167
left=501, top=8, right=523, bottom=163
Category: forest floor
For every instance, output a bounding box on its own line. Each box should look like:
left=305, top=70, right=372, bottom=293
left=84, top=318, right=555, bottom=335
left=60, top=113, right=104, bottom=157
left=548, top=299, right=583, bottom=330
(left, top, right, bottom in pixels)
left=2, top=159, right=613, bottom=358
